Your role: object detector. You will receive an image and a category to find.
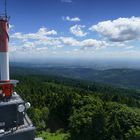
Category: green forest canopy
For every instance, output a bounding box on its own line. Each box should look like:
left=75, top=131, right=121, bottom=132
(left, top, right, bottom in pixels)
left=12, top=74, right=140, bottom=140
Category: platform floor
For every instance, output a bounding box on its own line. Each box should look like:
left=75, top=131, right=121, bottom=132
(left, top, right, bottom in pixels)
left=35, top=138, right=43, bottom=140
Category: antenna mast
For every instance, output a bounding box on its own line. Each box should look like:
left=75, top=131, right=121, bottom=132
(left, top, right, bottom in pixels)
left=4, top=0, right=7, bottom=17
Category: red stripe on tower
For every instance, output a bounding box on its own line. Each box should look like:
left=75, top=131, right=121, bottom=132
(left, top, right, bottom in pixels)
left=0, top=17, right=10, bottom=83
left=0, top=1, right=16, bottom=98
left=0, top=20, right=8, bottom=52
left=0, top=17, right=11, bottom=98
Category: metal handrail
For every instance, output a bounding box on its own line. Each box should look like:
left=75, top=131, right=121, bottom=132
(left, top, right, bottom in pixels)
left=0, top=14, right=9, bottom=21
left=0, top=80, right=19, bottom=86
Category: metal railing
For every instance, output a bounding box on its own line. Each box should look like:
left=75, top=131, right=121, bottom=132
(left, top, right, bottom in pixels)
left=0, top=14, right=9, bottom=21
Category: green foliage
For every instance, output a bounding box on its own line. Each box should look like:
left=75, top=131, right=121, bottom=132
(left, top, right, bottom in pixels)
left=29, top=107, right=49, bottom=130
left=105, top=103, right=140, bottom=140
left=69, top=96, right=105, bottom=140
left=125, top=127, right=140, bottom=140
left=38, top=131, right=69, bottom=140
left=11, top=73, right=140, bottom=140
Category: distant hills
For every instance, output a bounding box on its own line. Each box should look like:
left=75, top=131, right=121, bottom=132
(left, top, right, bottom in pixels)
left=10, top=64, right=140, bottom=89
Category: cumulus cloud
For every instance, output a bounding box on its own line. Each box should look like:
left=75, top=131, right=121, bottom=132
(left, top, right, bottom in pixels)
left=60, top=37, right=107, bottom=49
left=11, top=21, right=137, bottom=61
left=62, top=16, right=80, bottom=22
left=38, top=27, right=57, bottom=36
left=11, top=32, right=107, bottom=55
left=70, top=25, right=87, bottom=37
left=9, top=17, right=140, bottom=61
left=80, top=39, right=107, bottom=49
left=11, top=27, right=57, bottom=41
left=10, top=27, right=59, bottom=59
left=89, top=17, right=140, bottom=42
left=61, top=0, right=72, bottom=3
left=60, top=37, right=80, bottom=46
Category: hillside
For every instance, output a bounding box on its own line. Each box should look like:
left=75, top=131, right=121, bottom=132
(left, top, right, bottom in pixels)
left=11, top=66, right=140, bottom=89
left=11, top=70, right=140, bottom=140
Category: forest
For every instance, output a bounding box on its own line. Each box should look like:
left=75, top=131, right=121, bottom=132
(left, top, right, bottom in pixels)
left=10, top=66, right=140, bottom=89
left=11, top=71, right=140, bottom=140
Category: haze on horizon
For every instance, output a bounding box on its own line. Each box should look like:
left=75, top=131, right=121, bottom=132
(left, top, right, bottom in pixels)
left=1, top=0, right=140, bottom=62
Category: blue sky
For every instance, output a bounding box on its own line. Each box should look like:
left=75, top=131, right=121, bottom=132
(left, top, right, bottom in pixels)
left=1, top=0, right=140, bottom=61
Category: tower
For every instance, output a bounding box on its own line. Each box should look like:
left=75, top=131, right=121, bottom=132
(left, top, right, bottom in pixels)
left=0, top=1, right=35, bottom=140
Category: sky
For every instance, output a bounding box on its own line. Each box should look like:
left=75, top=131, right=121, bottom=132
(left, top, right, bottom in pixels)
left=1, top=0, right=140, bottom=61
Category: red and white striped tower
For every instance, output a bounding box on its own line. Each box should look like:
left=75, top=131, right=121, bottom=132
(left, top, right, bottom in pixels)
left=0, top=1, right=18, bottom=100
left=0, top=16, right=9, bottom=82
left=0, top=15, right=12, bottom=98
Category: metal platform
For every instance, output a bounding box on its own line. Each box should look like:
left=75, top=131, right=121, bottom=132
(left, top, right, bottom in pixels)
left=35, top=138, right=43, bottom=140
left=0, top=126, right=35, bottom=140
left=0, top=93, right=35, bottom=140
left=0, top=92, right=23, bottom=104
left=0, top=114, right=35, bottom=140
left=0, top=93, right=25, bottom=129
left=0, top=80, right=19, bottom=86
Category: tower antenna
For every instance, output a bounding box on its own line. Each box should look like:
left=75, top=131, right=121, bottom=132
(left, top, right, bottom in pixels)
left=4, top=0, right=7, bottom=17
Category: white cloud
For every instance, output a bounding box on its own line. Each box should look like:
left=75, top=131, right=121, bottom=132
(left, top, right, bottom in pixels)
left=60, top=37, right=107, bottom=49
left=11, top=32, right=107, bottom=56
left=62, top=16, right=80, bottom=22
left=60, top=37, right=80, bottom=46
left=80, top=39, right=107, bottom=49
left=11, top=32, right=25, bottom=40
left=38, top=27, right=57, bottom=36
left=61, top=0, right=72, bottom=3
left=34, top=37, right=62, bottom=47
left=70, top=25, right=87, bottom=37
left=125, top=46, right=134, bottom=50
left=23, top=42, right=35, bottom=48
left=11, top=27, right=57, bottom=41
left=89, top=17, right=140, bottom=42
left=10, top=27, right=59, bottom=59
left=10, top=24, right=132, bottom=61
left=106, top=41, right=135, bottom=50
